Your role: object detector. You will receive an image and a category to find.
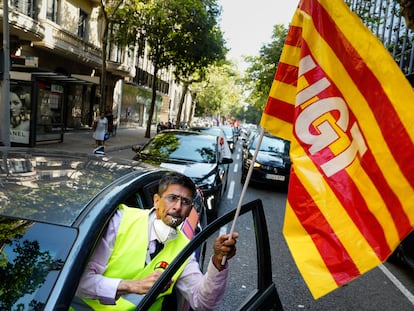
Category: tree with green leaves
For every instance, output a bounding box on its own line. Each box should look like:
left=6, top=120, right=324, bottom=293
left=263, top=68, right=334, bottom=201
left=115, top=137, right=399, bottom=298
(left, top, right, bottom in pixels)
left=244, top=24, right=288, bottom=111
left=112, top=0, right=225, bottom=137
left=113, top=0, right=176, bottom=137
left=99, top=0, right=126, bottom=111
left=192, top=63, right=244, bottom=123
left=168, top=0, right=227, bottom=128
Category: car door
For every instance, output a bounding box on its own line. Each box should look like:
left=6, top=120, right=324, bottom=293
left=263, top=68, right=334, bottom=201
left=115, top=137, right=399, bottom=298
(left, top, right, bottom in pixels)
left=136, top=199, right=284, bottom=311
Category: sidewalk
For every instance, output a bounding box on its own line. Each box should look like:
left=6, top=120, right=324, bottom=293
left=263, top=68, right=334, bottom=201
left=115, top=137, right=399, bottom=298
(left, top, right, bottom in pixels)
left=37, top=125, right=156, bottom=154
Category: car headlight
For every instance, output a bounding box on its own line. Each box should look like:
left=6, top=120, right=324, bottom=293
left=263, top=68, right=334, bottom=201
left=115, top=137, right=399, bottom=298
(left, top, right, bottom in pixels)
left=246, top=159, right=261, bottom=168
left=197, top=174, right=216, bottom=190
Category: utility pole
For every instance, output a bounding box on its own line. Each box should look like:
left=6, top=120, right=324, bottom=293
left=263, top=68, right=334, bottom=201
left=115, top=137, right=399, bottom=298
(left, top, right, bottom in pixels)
left=1, top=0, right=11, bottom=146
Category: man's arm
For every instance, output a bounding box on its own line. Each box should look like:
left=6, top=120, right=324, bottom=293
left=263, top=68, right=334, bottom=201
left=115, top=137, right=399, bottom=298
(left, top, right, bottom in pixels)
left=175, top=232, right=239, bottom=310
left=76, top=211, right=122, bottom=304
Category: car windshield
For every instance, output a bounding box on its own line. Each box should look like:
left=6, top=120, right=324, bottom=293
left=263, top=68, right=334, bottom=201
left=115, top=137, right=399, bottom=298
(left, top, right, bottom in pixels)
left=220, top=126, right=233, bottom=137
left=252, top=135, right=289, bottom=154
left=197, top=128, right=222, bottom=137
left=141, top=133, right=217, bottom=163
left=0, top=150, right=143, bottom=225
left=0, top=220, right=77, bottom=310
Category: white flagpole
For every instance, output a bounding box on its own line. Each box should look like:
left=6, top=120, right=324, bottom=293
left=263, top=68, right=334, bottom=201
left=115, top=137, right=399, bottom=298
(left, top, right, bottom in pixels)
left=222, top=126, right=265, bottom=265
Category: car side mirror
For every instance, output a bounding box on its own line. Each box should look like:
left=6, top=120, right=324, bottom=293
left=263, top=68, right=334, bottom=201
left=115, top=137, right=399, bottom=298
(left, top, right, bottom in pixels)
left=220, top=157, right=233, bottom=164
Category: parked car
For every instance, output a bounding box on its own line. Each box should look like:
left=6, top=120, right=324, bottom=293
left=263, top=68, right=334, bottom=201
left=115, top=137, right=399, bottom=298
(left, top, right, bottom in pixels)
left=0, top=148, right=205, bottom=310
left=241, top=131, right=291, bottom=190
left=388, top=231, right=414, bottom=273
left=132, top=130, right=233, bottom=220
left=220, top=125, right=237, bottom=152
left=189, top=126, right=232, bottom=159
left=242, top=127, right=259, bottom=149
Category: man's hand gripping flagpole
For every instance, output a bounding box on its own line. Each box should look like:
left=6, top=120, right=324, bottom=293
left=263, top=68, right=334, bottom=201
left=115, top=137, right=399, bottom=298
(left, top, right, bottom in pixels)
left=221, top=127, right=266, bottom=265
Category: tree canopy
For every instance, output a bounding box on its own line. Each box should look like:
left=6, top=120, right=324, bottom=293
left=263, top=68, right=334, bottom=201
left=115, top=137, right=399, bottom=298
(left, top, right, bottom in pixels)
left=111, top=0, right=226, bottom=135
left=243, top=24, right=288, bottom=111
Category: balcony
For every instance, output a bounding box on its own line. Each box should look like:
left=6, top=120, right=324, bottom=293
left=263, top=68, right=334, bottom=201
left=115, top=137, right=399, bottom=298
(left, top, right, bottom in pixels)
left=32, top=19, right=101, bottom=67
left=3, top=7, right=45, bottom=42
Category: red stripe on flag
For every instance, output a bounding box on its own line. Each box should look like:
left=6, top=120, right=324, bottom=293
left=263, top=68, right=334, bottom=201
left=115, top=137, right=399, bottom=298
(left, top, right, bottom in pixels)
left=264, top=96, right=295, bottom=124
left=360, top=152, right=412, bottom=241
left=288, top=170, right=361, bottom=286
left=285, top=25, right=302, bottom=47
left=275, top=62, right=298, bottom=86
left=323, top=163, right=392, bottom=260
left=301, top=0, right=414, bottom=191
left=298, top=40, right=411, bottom=244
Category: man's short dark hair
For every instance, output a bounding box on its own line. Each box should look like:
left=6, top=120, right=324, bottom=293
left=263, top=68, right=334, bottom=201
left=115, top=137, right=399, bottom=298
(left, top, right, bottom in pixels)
left=158, top=172, right=196, bottom=198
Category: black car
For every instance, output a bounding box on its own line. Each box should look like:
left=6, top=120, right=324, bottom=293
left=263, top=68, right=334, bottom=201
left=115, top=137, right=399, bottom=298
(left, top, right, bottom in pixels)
left=132, top=130, right=233, bottom=220
left=241, top=131, right=291, bottom=190
left=0, top=148, right=283, bottom=310
left=189, top=126, right=232, bottom=159
left=0, top=148, right=206, bottom=310
left=388, top=231, right=414, bottom=273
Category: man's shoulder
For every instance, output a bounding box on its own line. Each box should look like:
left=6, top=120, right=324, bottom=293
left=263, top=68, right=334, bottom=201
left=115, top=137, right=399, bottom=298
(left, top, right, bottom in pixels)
left=118, top=204, right=152, bottom=217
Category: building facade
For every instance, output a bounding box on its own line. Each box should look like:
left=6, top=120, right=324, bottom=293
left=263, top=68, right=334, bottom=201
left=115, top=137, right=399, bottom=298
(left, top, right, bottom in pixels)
left=1, top=0, right=191, bottom=146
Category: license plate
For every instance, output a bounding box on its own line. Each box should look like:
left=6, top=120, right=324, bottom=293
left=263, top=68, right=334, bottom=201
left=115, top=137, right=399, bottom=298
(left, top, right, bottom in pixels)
left=265, top=174, right=285, bottom=181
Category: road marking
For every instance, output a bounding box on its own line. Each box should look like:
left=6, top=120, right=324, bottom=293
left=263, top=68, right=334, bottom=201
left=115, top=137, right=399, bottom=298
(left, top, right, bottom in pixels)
left=236, top=154, right=240, bottom=160
left=233, top=163, right=238, bottom=173
left=227, top=181, right=235, bottom=199
left=379, top=264, right=414, bottom=305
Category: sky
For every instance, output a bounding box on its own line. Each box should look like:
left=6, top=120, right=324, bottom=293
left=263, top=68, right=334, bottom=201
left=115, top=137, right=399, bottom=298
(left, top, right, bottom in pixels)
left=218, top=0, right=299, bottom=68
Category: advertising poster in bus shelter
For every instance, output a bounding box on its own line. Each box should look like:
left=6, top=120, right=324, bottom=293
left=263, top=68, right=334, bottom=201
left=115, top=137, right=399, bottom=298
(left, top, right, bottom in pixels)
left=10, top=84, right=31, bottom=145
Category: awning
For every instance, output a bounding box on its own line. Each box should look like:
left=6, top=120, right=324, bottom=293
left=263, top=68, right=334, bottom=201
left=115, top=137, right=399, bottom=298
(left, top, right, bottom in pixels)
left=10, top=70, right=98, bottom=85
left=31, top=72, right=97, bottom=85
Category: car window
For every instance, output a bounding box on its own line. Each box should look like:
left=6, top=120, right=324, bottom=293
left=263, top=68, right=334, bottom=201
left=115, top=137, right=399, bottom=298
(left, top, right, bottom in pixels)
left=252, top=135, right=289, bottom=154
left=201, top=213, right=259, bottom=309
left=0, top=154, right=143, bottom=226
left=142, top=133, right=217, bottom=163
left=122, top=179, right=160, bottom=209
left=221, top=126, right=234, bottom=138
left=0, top=219, right=77, bottom=310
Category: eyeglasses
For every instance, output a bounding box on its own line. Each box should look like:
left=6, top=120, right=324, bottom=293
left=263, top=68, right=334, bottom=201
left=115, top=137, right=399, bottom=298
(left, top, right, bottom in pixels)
left=162, top=194, right=193, bottom=207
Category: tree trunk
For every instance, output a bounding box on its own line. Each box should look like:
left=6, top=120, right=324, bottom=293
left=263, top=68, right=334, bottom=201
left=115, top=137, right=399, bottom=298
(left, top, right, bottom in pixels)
left=175, top=82, right=189, bottom=129
left=188, top=91, right=197, bottom=126
left=100, top=1, right=109, bottom=112
left=145, top=63, right=159, bottom=138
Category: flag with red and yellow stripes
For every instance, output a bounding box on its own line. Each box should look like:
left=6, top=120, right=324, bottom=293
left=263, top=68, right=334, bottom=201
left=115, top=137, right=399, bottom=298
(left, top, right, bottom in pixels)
left=260, top=0, right=414, bottom=299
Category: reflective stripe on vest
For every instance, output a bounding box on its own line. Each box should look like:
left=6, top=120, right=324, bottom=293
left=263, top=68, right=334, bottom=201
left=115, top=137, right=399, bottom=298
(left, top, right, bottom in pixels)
left=74, top=205, right=190, bottom=311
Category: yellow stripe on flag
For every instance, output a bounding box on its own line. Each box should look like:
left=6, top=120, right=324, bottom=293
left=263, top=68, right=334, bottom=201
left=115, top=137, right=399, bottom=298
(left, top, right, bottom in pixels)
left=318, top=1, right=414, bottom=144
left=291, top=145, right=382, bottom=272
left=302, top=5, right=414, bottom=210
left=283, top=202, right=338, bottom=298
left=260, top=0, right=414, bottom=299
left=278, top=44, right=301, bottom=68
left=345, top=161, right=400, bottom=247
left=260, top=113, right=292, bottom=141
left=298, top=8, right=402, bottom=247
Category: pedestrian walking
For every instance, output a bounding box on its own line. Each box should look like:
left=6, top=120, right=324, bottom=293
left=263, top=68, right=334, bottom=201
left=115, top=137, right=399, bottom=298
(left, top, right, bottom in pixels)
left=92, top=112, right=108, bottom=155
